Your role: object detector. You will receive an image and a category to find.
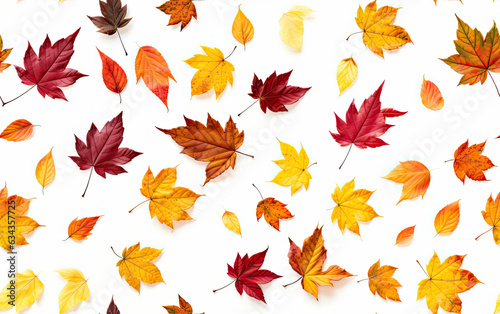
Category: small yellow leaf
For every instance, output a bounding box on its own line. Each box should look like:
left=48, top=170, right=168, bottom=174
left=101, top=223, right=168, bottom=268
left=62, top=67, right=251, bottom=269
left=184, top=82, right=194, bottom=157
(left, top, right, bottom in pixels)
left=337, top=57, right=358, bottom=95
left=56, top=269, right=89, bottom=314
left=0, top=269, right=44, bottom=312
left=434, top=200, right=460, bottom=236
left=279, top=5, right=313, bottom=51
left=222, top=210, right=241, bottom=235
left=232, top=5, right=254, bottom=49
left=35, top=148, right=55, bottom=194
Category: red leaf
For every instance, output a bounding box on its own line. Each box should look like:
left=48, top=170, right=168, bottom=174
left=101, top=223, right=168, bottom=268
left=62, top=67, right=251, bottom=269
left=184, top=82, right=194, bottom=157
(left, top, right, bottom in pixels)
left=226, top=248, right=281, bottom=303
left=97, top=48, right=127, bottom=102
left=69, top=112, right=141, bottom=197
left=248, top=70, right=310, bottom=113
left=13, top=28, right=86, bottom=102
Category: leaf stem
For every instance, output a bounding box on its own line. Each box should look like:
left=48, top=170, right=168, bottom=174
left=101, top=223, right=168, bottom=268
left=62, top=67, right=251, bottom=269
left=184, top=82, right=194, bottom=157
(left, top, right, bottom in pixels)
left=82, top=167, right=94, bottom=198
left=339, top=144, right=353, bottom=169
left=357, top=278, right=369, bottom=283
left=1, top=85, right=37, bottom=106
left=475, top=227, right=493, bottom=241
left=488, top=71, right=500, bottom=97
left=346, top=31, right=363, bottom=41
left=283, top=276, right=302, bottom=287
left=252, top=183, right=264, bottom=200
left=305, top=162, right=317, bottom=170
left=213, top=280, right=235, bottom=293
left=116, top=29, right=128, bottom=56
left=416, top=260, right=429, bottom=278
left=110, top=246, right=122, bottom=259
left=444, top=159, right=454, bottom=163
left=238, top=99, right=259, bottom=116
left=225, top=46, right=237, bottom=60
left=235, top=150, right=254, bottom=158
left=118, top=92, right=122, bottom=104
left=129, top=199, right=149, bottom=213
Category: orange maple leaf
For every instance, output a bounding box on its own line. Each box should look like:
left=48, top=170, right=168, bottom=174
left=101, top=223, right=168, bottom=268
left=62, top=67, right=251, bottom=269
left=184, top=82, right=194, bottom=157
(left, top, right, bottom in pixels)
left=364, top=260, right=402, bottom=302
left=157, top=0, right=197, bottom=31
left=452, top=140, right=494, bottom=183
left=383, top=161, right=431, bottom=204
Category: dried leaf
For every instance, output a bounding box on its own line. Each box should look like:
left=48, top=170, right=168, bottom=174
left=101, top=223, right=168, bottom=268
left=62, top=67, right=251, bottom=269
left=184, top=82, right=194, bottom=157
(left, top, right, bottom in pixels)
left=279, top=5, right=313, bottom=51
left=256, top=197, right=293, bottom=231
left=0, top=35, right=12, bottom=73
left=157, top=0, right=197, bottom=30
left=366, top=260, right=401, bottom=302
left=453, top=140, right=494, bottom=183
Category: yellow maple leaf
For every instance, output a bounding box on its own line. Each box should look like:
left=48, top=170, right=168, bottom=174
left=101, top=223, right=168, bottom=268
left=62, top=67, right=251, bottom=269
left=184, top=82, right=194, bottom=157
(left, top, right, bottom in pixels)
left=0, top=269, right=44, bottom=312
left=184, top=46, right=235, bottom=99
left=279, top=5, right=313, bottom=51
left=115, top=242, right=164, bottom=293
left=366, top=260, right=401, bottom=302
left=270, top=140, right=314, bottom=196
left=337, top=57, right=358, bottom=95
left=330, top=179, right=379, bottom=236
left=56, top=269, right=89, bottom=314
left=131, top=167, right=202, bottom=229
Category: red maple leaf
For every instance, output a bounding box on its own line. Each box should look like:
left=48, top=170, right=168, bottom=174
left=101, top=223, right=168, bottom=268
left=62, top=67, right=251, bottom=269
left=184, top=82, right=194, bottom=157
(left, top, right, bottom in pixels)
left=70, top=112, right=141, bottom=197
left=330, top=82, right=406, bottom=168
left=1, top=29, right=86, bottom=106
left=214, top=248, right=281, bottom=303
left=241, top=70, right=310, bottom=115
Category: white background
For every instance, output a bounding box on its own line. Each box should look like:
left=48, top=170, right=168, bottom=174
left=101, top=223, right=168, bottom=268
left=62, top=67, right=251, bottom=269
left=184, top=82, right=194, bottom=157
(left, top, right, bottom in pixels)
left=1, top=0, right=500, bottom=313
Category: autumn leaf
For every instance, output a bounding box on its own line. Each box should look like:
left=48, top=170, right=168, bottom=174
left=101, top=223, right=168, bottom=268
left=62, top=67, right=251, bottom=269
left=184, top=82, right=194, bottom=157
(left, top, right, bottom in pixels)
left=129, top=166, right=202, bottom=229
left=243, top=70, right=310, bottom=115
left=232, top=5, right=254, bottom=49
left=330, top=82, right=406, bottom=168
left=135, top=46, right=176, bottom=109
left=286, top=226, right=352, bottom=299
left=184, top=46, right=236, bottom=99
left=253, top=184, right=293, bottom=231
left=70, top=112, right=142, bottom=197
left=417, top=253, right=480, bottom=314
left=35, top=148, right=55, bottom=194
left=88, top=0, right=132, bottom=55
left=271, top=140, right=314, bottom=195
left=349, top=0, right=412, bottom=57
left=0, top=119, right=35, bottom=142
left=476, top=192, right=500, bottom=245
left=57, top=269, right=90, bottom=314
left=452, top=140, right=494, bottom=183
left=66, top=216, right=102, bottom=241
left=106, top=297, right=120, bottom=314
left=1, top=29, right=86, bottom=106
left=157, top=0, right=197, bottom=31
left=441, top=15, right=500, bottom=96
left=157, top=114, right=250, bottom=185
left=0, top=185, right=41, bottom=252
left=164, top=295, right=198, bottom=314
left=383, top=161, right=431, bottom=204
left=98, top=48, right=127, bottom=103
left=496, top=294, right=500, bottom=314
left=434, top=200, right=460, bottom=236
left=0, top=35, right=12, bottom=73
left=114, top=242, right=164, bottom=293
left=214, top=248, right=281, bottom=303
left=222, top=210, right=241, bottom=236
left=0, top=269, right=44, bottom=312
left=395, top=225, right=415, bottom=246
left=421, top=76, right=444, bottom=110
left=337, top=57, right=358, bottom=95
left=330, top=179, right=379, bottom=236
left=279, top=6, right=313, bottom=51
left=362, top=260, right=401, bottom=302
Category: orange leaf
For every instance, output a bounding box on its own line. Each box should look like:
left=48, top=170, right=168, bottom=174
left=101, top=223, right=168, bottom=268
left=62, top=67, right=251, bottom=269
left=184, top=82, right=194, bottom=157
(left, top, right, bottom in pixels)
left=232, top=5, right=254, bottom=49
left=256, top=197, right=293, bottom=231
left=135, top=46, right=176, bottom=109
left=366, top=260, right=402, bottom=302
left=66, top=216, right=102, bottom=241
left=421, top=76, right=444, bottom=110
left=157, top=0, right=197, bottom=30
left=434, top=200, right=460, bottom=236
left=395, top=225, right=415, bottom=246
left=479, top=192, right=500, bottom=245
left=0, top=119, right=35, bottom=142
left=453, top=140, right=494, bottom=183
left=97, top=48, right=127, bottom=103
left=383, top=161, right=431, bottom=204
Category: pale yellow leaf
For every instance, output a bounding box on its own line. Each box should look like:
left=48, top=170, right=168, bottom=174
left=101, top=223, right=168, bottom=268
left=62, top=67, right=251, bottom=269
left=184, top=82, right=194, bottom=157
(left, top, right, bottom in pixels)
left=279, top=5, right=313, bottom=51
left=222, top=210, right=241, bottom=235
left=337, top=57, right=358, bottom=95
left=56, top=269, right=89, bottom=314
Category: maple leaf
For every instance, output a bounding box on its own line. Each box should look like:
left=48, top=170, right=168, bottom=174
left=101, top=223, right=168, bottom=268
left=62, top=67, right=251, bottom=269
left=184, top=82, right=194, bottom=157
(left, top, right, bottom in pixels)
left=253, top=185, right=293, bottom=231
left=35, top=148, right=55, bottom=194
left=114, top=242, right=164, bottom=293
left=0, top=119, right=36, bottom=142
left=417, top=253, right=481, bottom=314
left=66, top=216, right=102, bottom=241
left=0, top=185, right=41, bottom=252
left=0, top=269, right=44, bottom=312
left=222, top=210, right=241, bottom=236
left=330, top=82, right=406, bottom=168
left=88, top=0, right=132, bottom=55
left=243, top=70, right=310, bottom=115
left=337, top=57, right=358, bottom=95
left=362, top=260, right=402, bottom=302
left=421, top=76, right=444, bottom=110
left=330, top=179, right=379, bottom=236
left=214, top=248, right=281, bottom=303
left=441, top=15, right=500, bottom=96
left=98, top=48, right=127, bottom=103
left=107, top=297, right=120, bottom=314
left=0, top=35, right=12, bottom=73
left=57, top=269, right=90, bottom=314
left=476, top=192, right=500, bottom=245
left=395, top=225, right=415, bottom=246
left=164, top=295, right=200, bottom=314
left=434, top=200, right=460, bottom=236
left=70, top=112, right=142, bottom=197
left=157, top=114, right=250, bottom=185
left=279, top=6, right=313, bottom=51
left=129, top=166, right=202, bottom=229
left=349, top=0, right=412, bottom=57
left=135, top=46, right=176, bottom=109
left=271, top=140, right=314, bottom=195
left=232, top=5, right=254, bottom=49
left=452, top=140, right=494, bottom=183
left=286, top=226, right=353, bottom=299
left=1, top=29, right=86, bottom=106
left=184, top=46, right=236, bottom=99
left=157, top=0, right=197, bottom=31
left=383, top=161, right=431, bottom=204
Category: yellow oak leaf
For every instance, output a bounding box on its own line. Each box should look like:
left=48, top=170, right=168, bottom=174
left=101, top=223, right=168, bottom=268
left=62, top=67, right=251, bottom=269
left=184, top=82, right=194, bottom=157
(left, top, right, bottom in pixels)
left=0, top=269, right=44, bottom=312
left=35, top=148, right=55, bottom=194
left=115, top=242, right=164, bottom=293
left=271, top=140, right=314, bottom=196
left=232, top=5, right=254, bottom=49
left=56, top=269, right=89, bottom=314
left=222, top=210, right=241, bottom=236
left=366, top=260, right=401, bottom=302
left=330, top=179, right=379, bottom=236
left=279, top=5, right=313, bottom=51
left=337, top=57, right=358, bottom=95
left=184, top=46, right=235, bottom=99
